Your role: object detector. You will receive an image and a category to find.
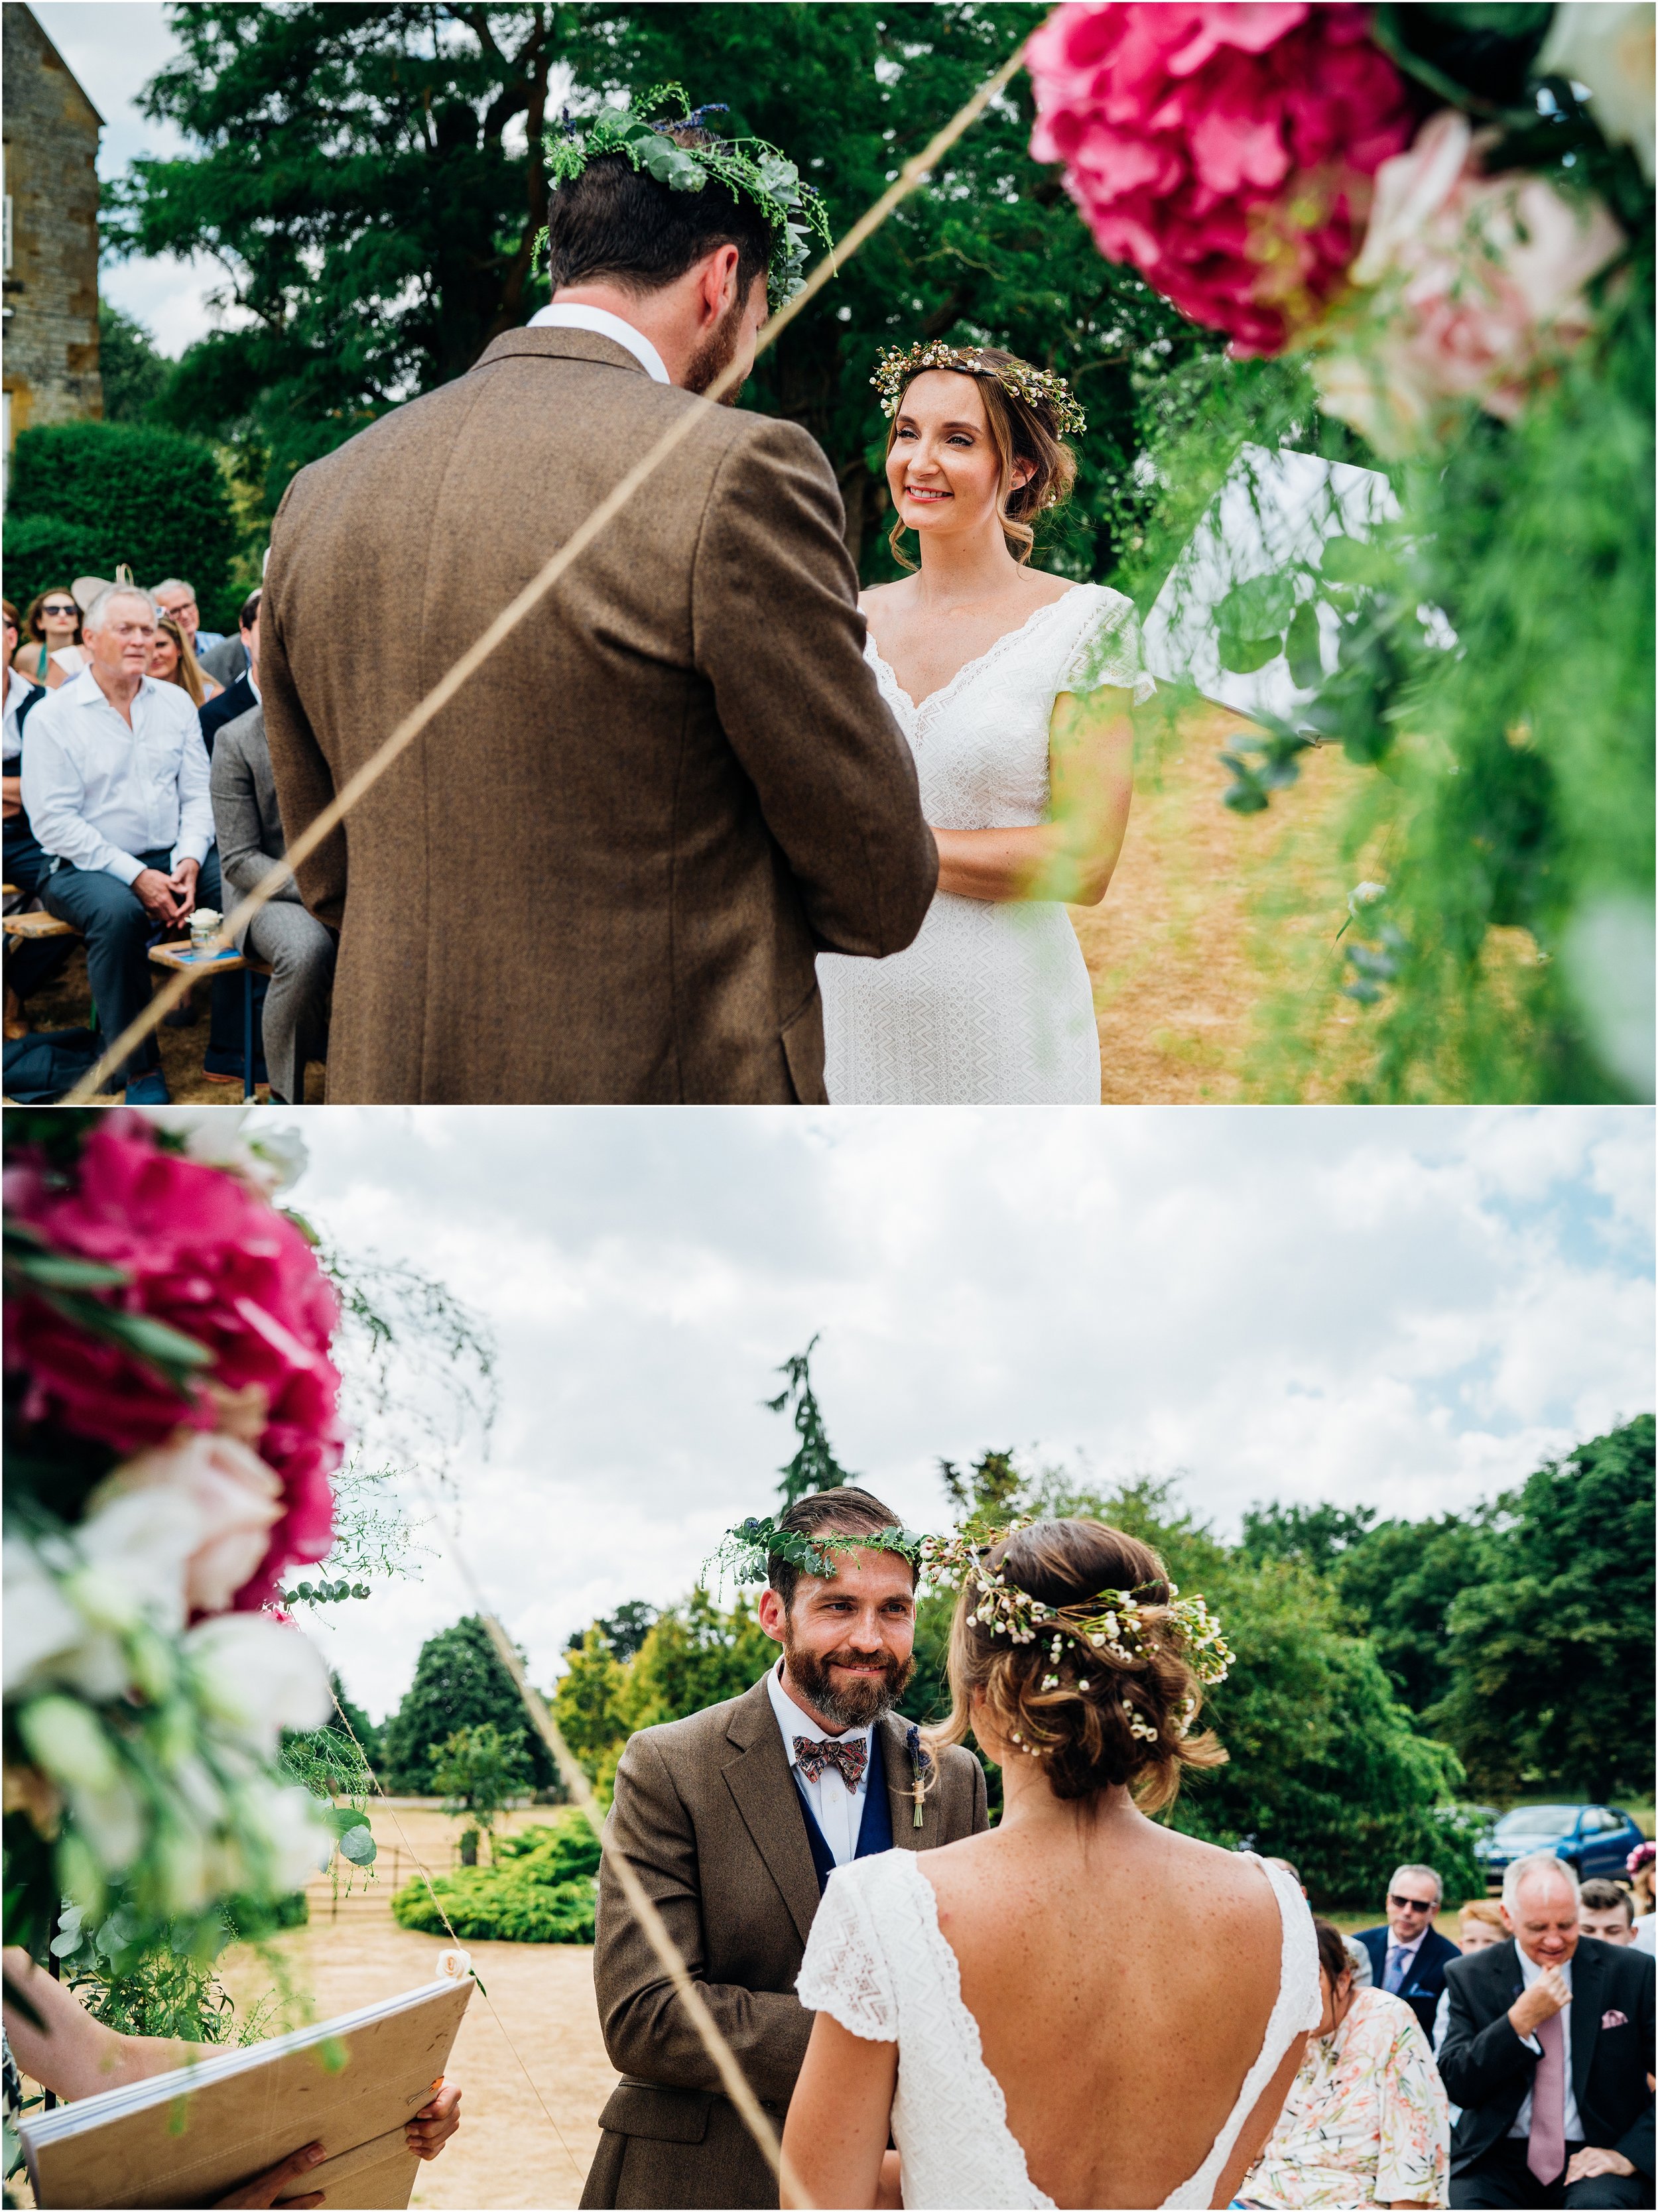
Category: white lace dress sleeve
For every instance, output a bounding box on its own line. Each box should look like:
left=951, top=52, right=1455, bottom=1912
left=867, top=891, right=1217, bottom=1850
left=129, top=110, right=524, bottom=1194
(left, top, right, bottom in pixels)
left=797, top=1861, right=899, bottom=2042
left=1056, top=587, right=1157, bottom=704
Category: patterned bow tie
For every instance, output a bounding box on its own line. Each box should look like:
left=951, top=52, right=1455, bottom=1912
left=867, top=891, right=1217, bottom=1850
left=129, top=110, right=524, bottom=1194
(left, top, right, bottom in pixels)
left=794, top=1735, right=868, bottom=1791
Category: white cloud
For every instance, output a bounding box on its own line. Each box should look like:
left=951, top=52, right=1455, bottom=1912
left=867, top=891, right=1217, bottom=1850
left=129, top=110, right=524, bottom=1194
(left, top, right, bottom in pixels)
left=245, top=1105, right=1653, bottom=1720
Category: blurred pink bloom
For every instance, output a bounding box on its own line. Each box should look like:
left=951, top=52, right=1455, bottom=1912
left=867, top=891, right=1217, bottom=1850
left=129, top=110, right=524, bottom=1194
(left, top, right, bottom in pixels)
left=5, top=1116, right=342, bottom=1609
left=1027, top=2, right=1415, bottom=354
left=90, top=1432, right=285, bottom=1617
left=1314, top=109, right=1627, bottom=453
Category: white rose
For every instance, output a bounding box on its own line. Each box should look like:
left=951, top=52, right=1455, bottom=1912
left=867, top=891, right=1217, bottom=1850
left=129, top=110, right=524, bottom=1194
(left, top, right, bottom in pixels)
left=239, top=1777, right=334, bottom=1892
left=74, top=1485, right=202, bottom=1636
left=131, top=1106, right=308, bottom=1197
left=16, top=1696, right=145, bottom=1873
left=1538, top=3, right=1656, bottom=180
left=185, top=1613, right=333, bottom=1754
left=90, top=1434, right=284, bottom=1616
left=2, top=1536, right=127, bottom=1701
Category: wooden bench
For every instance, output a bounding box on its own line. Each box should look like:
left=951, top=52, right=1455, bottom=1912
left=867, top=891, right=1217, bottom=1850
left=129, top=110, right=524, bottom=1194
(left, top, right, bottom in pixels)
left=3, top=910, right=80, bottom=940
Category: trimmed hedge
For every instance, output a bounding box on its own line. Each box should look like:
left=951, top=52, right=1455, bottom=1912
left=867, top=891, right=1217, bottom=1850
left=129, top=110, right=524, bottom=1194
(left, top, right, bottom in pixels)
left=5, top=422, right=236, bottom=627
left=391, top=1817, right=600, bottom=1944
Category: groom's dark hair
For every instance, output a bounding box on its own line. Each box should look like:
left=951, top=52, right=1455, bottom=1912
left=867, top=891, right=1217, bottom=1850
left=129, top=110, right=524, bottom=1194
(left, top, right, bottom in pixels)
left=767, top=1487, right=914, bottom=1612
left=544, top=139, right=774, bottom=302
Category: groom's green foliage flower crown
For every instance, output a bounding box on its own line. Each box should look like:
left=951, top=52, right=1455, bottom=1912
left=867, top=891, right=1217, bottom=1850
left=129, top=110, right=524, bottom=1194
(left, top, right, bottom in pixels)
left=710, top=1514, right=1230, bottom=1690
left=872, top=342, right=1088, bottom=440
left=541, top=84, right=834, bottom=313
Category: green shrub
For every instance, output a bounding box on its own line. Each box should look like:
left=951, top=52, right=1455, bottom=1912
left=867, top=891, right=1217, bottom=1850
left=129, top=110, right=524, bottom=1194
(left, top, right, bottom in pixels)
left=5, top=422, right=237, bottom=627
left=390, top=1812, right=600, bottom=1943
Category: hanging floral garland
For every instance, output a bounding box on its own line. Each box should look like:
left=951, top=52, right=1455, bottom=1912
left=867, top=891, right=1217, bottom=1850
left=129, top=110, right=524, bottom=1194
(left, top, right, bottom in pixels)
left=3, top=1110, right=348, bottom=1979
left=1029, top=3, right=1653, bottom=1101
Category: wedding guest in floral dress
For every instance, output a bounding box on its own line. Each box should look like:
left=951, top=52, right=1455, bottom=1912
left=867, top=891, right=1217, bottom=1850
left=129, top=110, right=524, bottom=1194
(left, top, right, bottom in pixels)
left=1240, top=1918, right=1449, bottom=2210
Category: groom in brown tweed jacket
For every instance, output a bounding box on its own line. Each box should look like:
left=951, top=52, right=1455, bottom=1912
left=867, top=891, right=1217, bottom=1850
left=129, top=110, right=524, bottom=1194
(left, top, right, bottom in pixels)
left=261, top=117, right=934, bottom=1105
left=581, top=1490, right=988, bottom=2210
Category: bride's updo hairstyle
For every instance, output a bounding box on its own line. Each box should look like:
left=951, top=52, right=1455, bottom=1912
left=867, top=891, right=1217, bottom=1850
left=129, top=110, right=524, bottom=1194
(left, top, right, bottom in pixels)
left=883, top=345, right=1079, bottom=570
left=928, top=1519, right=1228, bottom=1811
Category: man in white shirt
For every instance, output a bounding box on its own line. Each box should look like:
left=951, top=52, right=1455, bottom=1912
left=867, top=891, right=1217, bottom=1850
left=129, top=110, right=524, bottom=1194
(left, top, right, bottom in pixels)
left=23, top=585, right=233, bottom=1101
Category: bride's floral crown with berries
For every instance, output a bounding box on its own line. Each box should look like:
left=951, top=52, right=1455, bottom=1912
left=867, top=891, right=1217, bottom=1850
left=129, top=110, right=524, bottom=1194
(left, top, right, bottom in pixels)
left=541, top=83, right=833, bottom=313
left=871, top=342, right=1088, bottom=438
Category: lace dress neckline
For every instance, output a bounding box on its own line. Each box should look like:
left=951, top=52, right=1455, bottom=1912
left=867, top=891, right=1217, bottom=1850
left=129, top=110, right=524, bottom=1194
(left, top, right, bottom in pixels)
left=864, top=584, right=1088, bottom=719
left=897, top=1846, right=1308, bottom=2210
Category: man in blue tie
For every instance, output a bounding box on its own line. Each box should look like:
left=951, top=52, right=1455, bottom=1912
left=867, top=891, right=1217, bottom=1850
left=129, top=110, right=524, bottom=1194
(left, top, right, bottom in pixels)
left=1357, top=1862, right=1463, bottom=2043
left=583, top=1487, right=988, bottom=2211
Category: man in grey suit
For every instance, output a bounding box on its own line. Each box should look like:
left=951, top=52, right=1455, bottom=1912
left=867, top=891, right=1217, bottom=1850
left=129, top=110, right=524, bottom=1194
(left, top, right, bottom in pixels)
left=210, top=702, right=335, bottom=1103
left=582, top=1489, right=988, bottom=2211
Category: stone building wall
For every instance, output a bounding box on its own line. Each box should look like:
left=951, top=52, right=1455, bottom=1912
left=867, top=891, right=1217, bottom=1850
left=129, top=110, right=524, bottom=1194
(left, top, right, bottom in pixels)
left=3, top=1, right=103, bottom=447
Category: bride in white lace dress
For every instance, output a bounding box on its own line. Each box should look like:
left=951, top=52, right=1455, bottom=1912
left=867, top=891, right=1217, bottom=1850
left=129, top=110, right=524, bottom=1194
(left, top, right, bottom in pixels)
left=818, top=345, right=1155, bottom=1105
left=781, top=1519, right=1320, bottom=2211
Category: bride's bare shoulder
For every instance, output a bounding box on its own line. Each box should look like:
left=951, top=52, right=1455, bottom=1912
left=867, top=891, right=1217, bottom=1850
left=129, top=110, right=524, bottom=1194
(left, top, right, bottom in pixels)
left=1025, top=569, right=1086, bottom=609
left=859, top=579, right=913, bottom=617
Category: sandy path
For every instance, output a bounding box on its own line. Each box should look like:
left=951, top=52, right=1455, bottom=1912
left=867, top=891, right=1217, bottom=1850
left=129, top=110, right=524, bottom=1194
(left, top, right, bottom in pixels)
left=213, top=1802, right=617, bottom=2211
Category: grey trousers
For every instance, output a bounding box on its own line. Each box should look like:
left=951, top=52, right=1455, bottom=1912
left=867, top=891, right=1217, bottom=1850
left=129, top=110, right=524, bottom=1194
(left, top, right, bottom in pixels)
left=245, top=900, right=335, bottom=1103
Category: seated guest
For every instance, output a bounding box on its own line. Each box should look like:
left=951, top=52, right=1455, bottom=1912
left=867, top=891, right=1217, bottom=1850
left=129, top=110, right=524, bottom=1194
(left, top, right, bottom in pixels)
left=1266, top=1857, right=1373, bottom=1987
left=1628, top=1847, right=1656, bottom=1959
left=1, top=597, right=67, bottom=1029
left=21, top=584, right=245, bottom=1103
left=1241, top=1915, right=1450, bottom=2209
left=200, top=627, right=249, bottom=686
left=1440, top=1852, right=1655, bottom=2209
left=198, top=590, right=261, bottom=755
left=1435, top=1903, right=1513, bottom=2127
left=1581, top=1882, right=1640, bottom=1949
left=3, top=599, right=47, bottom=891
left=151, top=613, right=223, bottom=704
left=151, top=576, right=226, bottom=660
left=212, top=698, right=335, bottom=1103
left=13, top=587, right=86, bottom=690
left=3, top=1945, right=460, bottom=2205
left=1357, top=1865, right=1462, bottom=2045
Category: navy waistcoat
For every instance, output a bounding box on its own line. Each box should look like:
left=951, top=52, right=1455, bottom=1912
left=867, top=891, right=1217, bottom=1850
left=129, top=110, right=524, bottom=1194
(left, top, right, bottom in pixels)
left=791, top=1723, right=893, bottom=1894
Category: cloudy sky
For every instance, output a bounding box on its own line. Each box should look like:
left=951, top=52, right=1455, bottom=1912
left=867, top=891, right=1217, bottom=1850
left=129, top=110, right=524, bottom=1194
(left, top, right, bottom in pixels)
left=244, top=1105, right=1655, bottom=1721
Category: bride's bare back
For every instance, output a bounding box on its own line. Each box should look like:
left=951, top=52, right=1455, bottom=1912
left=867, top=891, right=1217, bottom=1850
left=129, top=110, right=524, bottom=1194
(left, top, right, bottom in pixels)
left=921, top=1802, right=1291, bottom=2209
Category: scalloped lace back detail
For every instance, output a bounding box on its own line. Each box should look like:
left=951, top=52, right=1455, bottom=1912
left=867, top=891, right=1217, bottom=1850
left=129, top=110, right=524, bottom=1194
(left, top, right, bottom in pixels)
left=818, top=584, right=1153, bottom=1105
left=795, top=1848, right=1320, bottom=2211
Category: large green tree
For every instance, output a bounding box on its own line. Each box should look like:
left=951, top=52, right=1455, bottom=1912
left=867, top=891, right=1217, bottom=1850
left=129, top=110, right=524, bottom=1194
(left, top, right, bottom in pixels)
left=1430, top=1417, right=1655, bottom=1801
left=111, top=3, right=1217, bottom=569
left=381, top=1613, right=556, bottom=1794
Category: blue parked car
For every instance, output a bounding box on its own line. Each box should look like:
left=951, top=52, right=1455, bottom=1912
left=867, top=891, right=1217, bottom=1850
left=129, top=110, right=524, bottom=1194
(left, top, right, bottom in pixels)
left=1476, top=1803, right=1646, bottom=1888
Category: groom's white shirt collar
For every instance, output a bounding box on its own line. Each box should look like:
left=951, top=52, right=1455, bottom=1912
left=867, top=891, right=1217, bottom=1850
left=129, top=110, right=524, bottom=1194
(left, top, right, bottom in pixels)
left=766, top=1658, right=872, bottom=1868
left=527, top=303, right=669, bottom=385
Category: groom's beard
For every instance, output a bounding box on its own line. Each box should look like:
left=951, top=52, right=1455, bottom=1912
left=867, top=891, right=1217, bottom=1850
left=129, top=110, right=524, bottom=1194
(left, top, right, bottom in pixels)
left=682, top=290, right=751, bottom=405
left=784, top=1634, right=914, bottom=1730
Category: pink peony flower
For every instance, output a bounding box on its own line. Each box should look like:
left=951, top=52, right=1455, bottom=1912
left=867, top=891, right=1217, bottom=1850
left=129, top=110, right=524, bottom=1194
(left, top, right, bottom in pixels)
left=1027, top=3, right=1417, bottom=355
left=5, top=1116, right=342, bottom=1609
left=1312, top=109, right=1627, bottom=454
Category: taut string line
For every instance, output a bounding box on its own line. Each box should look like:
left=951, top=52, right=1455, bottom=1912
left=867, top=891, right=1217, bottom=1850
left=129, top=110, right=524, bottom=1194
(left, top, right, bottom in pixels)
left=414, top=1473, right=810, bottom=2203
left=64, top=34, right=1031, bottom=1103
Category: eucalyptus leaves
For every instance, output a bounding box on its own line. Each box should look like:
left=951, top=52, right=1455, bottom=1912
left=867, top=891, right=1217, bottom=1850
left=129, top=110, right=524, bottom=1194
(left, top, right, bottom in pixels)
left=542, top=83, right=833, bottom=312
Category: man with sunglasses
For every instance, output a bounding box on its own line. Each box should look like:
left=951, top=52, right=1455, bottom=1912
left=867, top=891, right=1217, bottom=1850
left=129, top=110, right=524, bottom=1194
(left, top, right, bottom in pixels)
left=1356, top=1863, right=1463, bottom=2043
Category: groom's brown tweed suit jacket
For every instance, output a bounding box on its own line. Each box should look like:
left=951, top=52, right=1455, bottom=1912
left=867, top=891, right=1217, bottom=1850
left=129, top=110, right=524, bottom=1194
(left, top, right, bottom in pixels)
left=260, top=327, right=936, bottom=1102
left=580, top=1672, right=988, bottom=2210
